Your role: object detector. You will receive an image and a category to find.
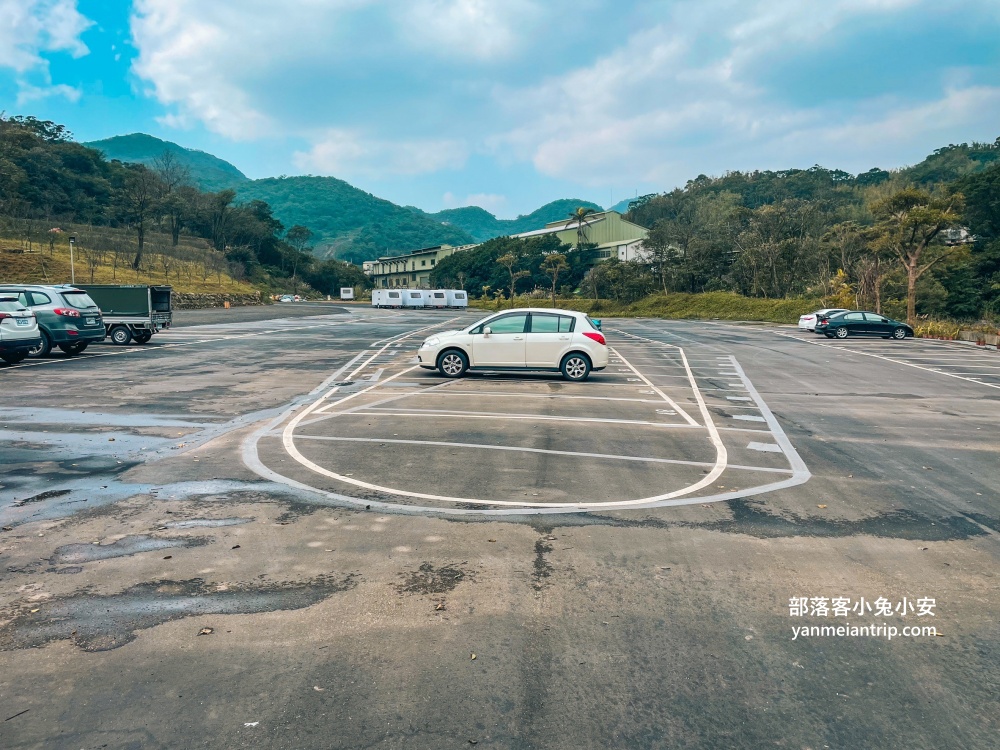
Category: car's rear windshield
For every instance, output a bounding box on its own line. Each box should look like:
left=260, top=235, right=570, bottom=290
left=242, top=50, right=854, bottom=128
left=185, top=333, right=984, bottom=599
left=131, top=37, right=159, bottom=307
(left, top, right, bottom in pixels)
left=59, top=291, right=98, bottom=309
left=0, top=299, right=24, bottom=312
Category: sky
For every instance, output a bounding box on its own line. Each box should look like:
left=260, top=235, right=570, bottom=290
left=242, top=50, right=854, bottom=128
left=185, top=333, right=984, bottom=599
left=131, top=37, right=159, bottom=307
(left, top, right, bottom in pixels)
left=2, top=0, right=1000, bottom=218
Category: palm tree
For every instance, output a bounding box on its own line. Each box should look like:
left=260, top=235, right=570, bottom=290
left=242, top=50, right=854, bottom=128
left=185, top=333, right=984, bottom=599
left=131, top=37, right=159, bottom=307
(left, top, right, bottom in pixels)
left=568, top=206, right=597, bottom=248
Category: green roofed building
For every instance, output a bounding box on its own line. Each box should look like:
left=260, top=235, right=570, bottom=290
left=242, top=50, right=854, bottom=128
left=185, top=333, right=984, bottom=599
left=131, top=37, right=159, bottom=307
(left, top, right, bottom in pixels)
left=511, top=210, right=648, bottom=263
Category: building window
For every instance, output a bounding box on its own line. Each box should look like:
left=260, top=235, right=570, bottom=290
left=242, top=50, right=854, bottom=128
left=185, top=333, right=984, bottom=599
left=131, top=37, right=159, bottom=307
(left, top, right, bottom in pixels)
left=421, top=260, right=426, bottom=267
left=598, top=249, right=612, bottom=258
left=412, top=274, right=416, bottom=281
left=430, top=259, right=435, bottom=266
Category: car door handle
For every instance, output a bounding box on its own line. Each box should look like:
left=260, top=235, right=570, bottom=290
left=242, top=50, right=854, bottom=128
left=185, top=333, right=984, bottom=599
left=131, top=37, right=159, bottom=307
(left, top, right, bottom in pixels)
left=513, top=336, right=523, bottom=340
left=559, top=335, right=570, bottom=340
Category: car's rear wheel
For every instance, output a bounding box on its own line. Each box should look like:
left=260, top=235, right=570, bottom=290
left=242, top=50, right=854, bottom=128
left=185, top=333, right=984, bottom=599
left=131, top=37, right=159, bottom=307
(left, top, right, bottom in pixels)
left=437, top=349, right=468, bottom=378
left=1, top=352, right=27, bottom=364
left=561, top=353, right=591, bottom=381
left=834, top=327, right=849, bottom=339
left=58, top=342, right=89, bottom=355
left=110, top=325, right=132, bottom=345
left=27, top=331, right=51, bottom=358
left=892, top=327, right=907, bottom=340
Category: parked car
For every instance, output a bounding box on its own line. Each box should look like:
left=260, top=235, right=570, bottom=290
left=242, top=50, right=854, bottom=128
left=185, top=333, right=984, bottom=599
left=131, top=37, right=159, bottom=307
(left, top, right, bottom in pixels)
left=799, top=308, right=848, bottom=331
left=815, top=310, right=914, bottom=340
left=0, top=295, right=41, bottom=364
left=0, top=284, right=105, bottom=357
left=279, top=295, right=294, bottom=302
left=418, top=308, right=608, bottom=381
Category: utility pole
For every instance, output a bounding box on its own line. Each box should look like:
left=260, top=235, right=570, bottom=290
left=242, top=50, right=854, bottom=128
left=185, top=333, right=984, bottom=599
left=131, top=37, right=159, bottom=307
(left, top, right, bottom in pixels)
left=69, top=235, right=76, bottom=284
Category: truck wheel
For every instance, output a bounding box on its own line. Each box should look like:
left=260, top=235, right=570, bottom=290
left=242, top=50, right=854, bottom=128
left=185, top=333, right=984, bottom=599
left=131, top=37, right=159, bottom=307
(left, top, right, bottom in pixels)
left=134, top=331, right=152, bottom=344
left=110, top=325, right=133, bottom=345
left=58, top=342, right=89, bottom=355
left=27, top=331, right=51, bottom=358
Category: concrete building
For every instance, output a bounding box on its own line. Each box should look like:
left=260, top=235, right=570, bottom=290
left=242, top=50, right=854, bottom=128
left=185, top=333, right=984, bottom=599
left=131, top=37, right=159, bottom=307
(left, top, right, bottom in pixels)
left=368, top=244, right=476, bottom=289
left=510, top=210, right=649, bottom=263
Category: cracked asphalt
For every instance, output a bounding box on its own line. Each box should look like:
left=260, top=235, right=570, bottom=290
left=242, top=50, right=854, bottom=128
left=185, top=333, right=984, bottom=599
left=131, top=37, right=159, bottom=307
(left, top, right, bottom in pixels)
left=0, top=303, right=997, bottom=749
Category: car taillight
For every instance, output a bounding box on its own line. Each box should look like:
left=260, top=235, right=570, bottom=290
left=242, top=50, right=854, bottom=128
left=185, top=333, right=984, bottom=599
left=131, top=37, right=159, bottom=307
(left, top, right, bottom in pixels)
left=53, top=308, right=81, bottom=317
left=0, top=313, right=9, bottom=320
left=583, top=331, right=606, bottom=346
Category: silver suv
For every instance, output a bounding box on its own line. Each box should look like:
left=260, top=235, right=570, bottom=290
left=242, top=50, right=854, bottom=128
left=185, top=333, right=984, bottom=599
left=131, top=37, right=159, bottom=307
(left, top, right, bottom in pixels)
left=0, top=295, right=41, bottom=364
left=0, top=284, right=105, bottom=357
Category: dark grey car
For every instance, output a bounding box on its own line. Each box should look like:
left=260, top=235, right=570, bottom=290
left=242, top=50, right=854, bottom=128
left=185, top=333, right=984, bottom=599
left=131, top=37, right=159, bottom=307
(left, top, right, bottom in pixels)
left=0, top=284, right=105, bottom=357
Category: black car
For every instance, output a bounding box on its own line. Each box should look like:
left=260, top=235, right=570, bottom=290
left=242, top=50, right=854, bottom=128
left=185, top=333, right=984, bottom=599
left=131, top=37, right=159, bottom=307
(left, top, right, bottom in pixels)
left=815, top=310, right=913, bottom=340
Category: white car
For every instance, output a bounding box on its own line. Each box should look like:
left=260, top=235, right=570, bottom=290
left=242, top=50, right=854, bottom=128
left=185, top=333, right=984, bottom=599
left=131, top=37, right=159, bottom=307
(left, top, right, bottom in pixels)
left=0, top=295, right=41, bottom=364
left=418, top=308, right=609, bottom=381
left=799, top=308, right=848, bottom=331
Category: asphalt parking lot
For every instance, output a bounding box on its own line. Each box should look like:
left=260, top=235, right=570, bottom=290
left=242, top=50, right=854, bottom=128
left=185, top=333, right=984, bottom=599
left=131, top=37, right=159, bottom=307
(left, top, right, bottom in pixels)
left=1, top=305, right=998, bottom=749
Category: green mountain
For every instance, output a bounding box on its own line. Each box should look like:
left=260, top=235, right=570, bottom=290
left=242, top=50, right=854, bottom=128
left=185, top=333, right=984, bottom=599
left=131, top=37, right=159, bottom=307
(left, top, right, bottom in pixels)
left=414, top=198, right=605, bottom=243
left=233, top=176, right=476, bottom=264
left=84, top=133, right=248, bottom=192
left=81, top=133, right=607, bottom=262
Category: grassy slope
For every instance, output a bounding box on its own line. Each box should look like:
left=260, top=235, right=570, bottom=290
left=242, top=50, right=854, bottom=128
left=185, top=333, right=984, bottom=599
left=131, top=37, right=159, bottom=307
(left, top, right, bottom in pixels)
left=0, top=236, right=255, bottom=294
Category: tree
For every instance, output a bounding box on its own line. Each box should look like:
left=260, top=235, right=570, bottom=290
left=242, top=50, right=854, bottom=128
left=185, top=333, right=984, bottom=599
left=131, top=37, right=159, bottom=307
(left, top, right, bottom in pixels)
left=540, top=253, right=568, bottom=306
left=568, top=206, right=597, bottom=248
left=116, top=164, right=163, bottom=269
left=869, top=189, right=963, bottom=325
left=496, top=252, right=529, bottom=305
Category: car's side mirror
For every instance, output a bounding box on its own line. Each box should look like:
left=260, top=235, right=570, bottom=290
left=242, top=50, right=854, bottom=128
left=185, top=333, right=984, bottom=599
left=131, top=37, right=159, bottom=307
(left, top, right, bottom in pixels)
left=483, top=326, right=492, bottom=337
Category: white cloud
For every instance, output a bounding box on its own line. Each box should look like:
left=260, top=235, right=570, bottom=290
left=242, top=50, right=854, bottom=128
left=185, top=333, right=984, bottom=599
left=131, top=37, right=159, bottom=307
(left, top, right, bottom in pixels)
left=399, top=0, right=540, bottom=61
left=491, top=0, right=999, bottom=188
left=293, top=129, right=468, bottom=178
left=16, top=81, right=81, bottom=105
left=0, top=0, right=91, bottom=72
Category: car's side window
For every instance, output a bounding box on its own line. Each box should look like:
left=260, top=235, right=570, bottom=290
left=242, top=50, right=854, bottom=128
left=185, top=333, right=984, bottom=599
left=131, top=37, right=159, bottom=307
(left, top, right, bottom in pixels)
left=16, top=292, right=29, bottom=306
left=29, top=292, right=50, bottom=306
left=843, top=312, right=864, bottom=321
left=864, top=314, right=888, bottom=323
left=484, top=314, right=528, bottom=334
left=558, top=316, right=576, bottom=333
left=529, top=314, right=560, bottom=333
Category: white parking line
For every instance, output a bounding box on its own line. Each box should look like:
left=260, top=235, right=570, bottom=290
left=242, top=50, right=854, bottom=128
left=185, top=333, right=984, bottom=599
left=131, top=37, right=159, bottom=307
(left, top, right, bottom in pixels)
left=610, top=347, right=699, bottom=426
left=291, top=435, right=793, bottom=474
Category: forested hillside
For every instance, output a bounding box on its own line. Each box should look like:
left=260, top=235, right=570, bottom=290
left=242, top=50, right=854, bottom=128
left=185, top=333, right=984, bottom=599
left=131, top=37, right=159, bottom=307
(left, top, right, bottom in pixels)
left=232, top=176, right=475, bottom=264
left=413, top=198, right=605, bottom=242
left=84, top=133, right=248, bottom=192
left=0, top=116, right=365, bottom=297
left=620, top=143, right=1000, bottom=322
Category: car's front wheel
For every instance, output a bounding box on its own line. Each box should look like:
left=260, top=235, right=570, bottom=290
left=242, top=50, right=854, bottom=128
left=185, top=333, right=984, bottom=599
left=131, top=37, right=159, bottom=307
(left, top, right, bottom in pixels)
left=561, top=353, right=591, bottom=382
left=834, top=327, right=849, bottom=339
left=437, top=349, right=468, bottom=378
left=892, top=327, right=907, bottom=340
left=1, top=352, right=27, bottom=364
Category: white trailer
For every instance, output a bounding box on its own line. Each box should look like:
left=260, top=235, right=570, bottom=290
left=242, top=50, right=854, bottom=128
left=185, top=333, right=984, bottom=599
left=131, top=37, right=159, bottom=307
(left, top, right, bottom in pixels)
left=402, top=289, right=426, bottom=308
left=446, top=290, right=468, bottom=308
left=427, top=290, right=448, bottom=308
left=340, top=287, right=355, bottom=300
left=372, top=289, right=404, bottom=308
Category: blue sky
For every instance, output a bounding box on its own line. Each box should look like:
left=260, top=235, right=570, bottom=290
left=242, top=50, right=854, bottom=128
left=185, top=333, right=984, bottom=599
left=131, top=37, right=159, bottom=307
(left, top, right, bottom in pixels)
left=3, top=0, right=1000, bottom=217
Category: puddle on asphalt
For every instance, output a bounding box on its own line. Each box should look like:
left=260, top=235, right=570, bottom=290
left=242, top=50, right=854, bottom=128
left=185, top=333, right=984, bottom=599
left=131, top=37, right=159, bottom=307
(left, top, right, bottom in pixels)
left=0, top=574, right=358, bottom=652
left=51, top=535, right=209, bottom=564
